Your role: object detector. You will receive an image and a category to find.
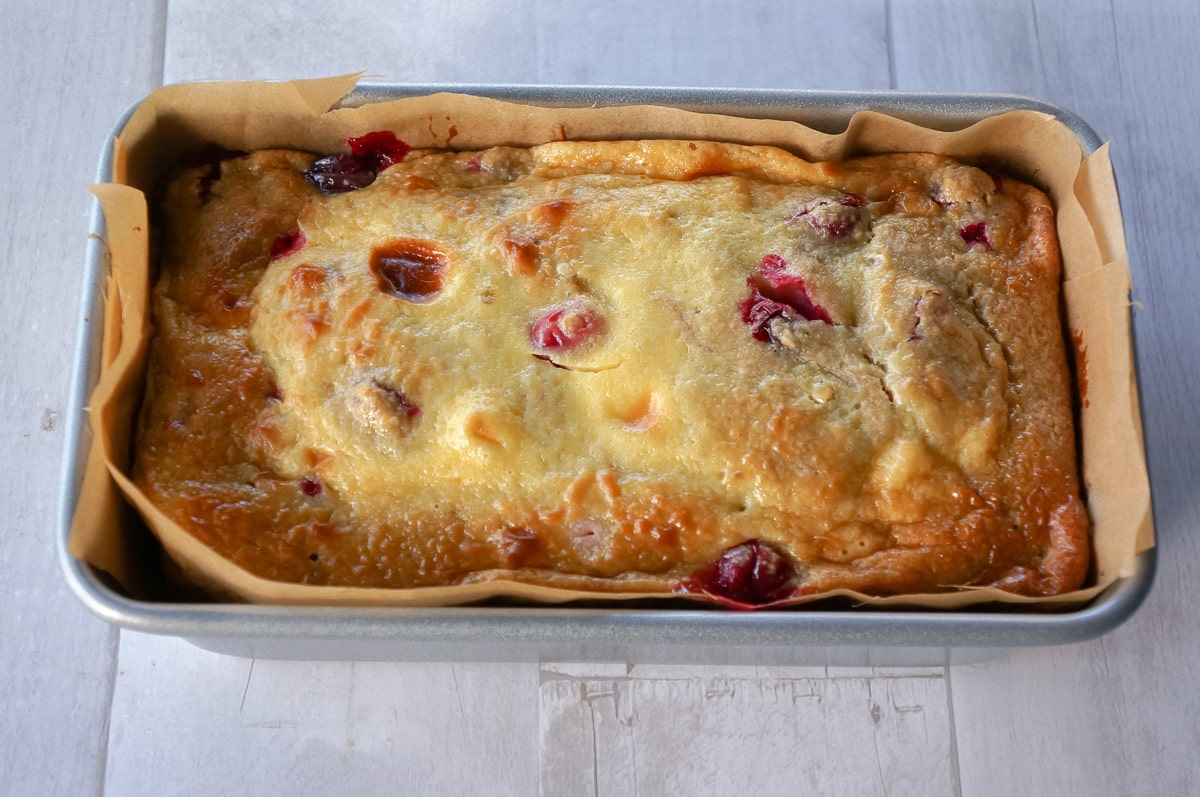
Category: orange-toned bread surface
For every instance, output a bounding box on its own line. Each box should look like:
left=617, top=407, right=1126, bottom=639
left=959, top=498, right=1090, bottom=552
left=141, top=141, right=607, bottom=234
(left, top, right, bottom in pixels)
left=132, top=137, right=1089, bottom=603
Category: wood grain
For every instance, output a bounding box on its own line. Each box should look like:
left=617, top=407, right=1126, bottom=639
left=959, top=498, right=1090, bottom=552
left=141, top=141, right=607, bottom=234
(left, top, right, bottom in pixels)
left=105, top=634, right=540, bottom=795
left=539, top=666, right=956, bottom=796
left=162, top=0, right=889, bottom=88
left=0, top=0, right=163, bottom=793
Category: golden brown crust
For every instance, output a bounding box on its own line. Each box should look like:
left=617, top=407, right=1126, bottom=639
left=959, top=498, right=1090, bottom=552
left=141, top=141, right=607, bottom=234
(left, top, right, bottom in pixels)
left=133, top=140, right=1090, bottom=600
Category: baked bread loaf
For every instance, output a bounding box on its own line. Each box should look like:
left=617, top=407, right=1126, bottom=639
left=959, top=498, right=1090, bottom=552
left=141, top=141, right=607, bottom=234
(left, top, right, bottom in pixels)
left=133, top=133, right=1090, bottom=603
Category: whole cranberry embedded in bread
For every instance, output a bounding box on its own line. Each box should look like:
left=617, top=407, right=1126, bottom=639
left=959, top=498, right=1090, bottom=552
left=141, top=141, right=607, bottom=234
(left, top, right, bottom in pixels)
left=793, top=194, right=864, bottom=238
left=304, top=154, right=378, bottom=194
left=305, top=132, right=412, bottom=194
left=739, top=253, right=833, bottom=342
left=960, top=221, right=992, bottom=250
left=530, top=301, right=607, bottom=352
left=346, top=131, right=411, bottom=171
left=676, top=539, right=797, bottom=606
left=344, top=378, right=422, bottom=438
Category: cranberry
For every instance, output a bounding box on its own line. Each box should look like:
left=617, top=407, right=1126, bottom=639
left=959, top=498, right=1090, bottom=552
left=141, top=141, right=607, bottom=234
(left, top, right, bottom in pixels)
left=739, top=254, right=832, bottom=342
left=198, top=162, right=221, bottom=204
left=299, top=477, right=322, bottom=496
left=677, top=540, right=796, bottom=606
left=305, top=132, right=411, bottom=194
left=304, top=154, right=378, bottom=194
left=960, top=222, right=992, bottom=250
left=345, top=379, right=422, bottom=436
left=500, top=527, right=542, bottom=567
left=269, top=229, right=307, bottom=261
left=740, top=287, right=792, bottom=343
left=182, top=144, right=246, bottom=204
left=531, top=302, right=606, bottom=351
left=370, top=239, right=447, bottom=302
left=376, top=381, right=421, bottom=418
left=346, top=131, right=410, bottom=171
left=793, top=194, right=864, bottom=238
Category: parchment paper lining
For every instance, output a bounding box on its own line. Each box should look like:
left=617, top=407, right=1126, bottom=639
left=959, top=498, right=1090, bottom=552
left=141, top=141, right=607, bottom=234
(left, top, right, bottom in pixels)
left=71, top=75, right=1153, bottom=608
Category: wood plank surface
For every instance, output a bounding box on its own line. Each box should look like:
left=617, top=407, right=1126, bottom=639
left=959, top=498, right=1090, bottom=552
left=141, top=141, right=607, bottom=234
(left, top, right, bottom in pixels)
left=161, top=0, right=890, bottom=87
left=103, top=634, right=539, bottom=796
left=0, top=1, right=163, bottom=794
left=7, top=0, right=1200, bottom=794
left=539, top=666, right=956, bottom=795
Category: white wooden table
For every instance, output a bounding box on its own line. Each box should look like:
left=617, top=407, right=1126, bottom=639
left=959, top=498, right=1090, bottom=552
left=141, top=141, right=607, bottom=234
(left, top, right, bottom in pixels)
left=6, top=1, right=1197, bottom=794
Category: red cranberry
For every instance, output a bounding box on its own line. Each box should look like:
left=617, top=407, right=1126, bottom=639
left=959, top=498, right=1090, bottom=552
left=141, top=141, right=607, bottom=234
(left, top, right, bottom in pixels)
left=739, top=254, right=832, bottom=342
left=500, top=527, right=543, bottom=567
left=305, top=132, right=411, bottom=194
left=346, top=131, right=410, bottom=171
left=182, top=144, right=247, bottom=204
left=531, top=302, right=606, bottom=351
left=740, top=287, right=792, bottom=343
left=304, top=154, right=378, bottom=194
left=793, top=194, right=864, bottom=238
left=376, top=381, right=421, bottom=418
left=370, top=239, right=447, bottom=302
left=198, top=162, right=222, bottom=204
left=677, top=540, right=796, bottom=606
left=299, top=477, right=322, bottom=496
left=960, top=222, right=992, bottom=250
left=269, top=229, right=307, bottom=261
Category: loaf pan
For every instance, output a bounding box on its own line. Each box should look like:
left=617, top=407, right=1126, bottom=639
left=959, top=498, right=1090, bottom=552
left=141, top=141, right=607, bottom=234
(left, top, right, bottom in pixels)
left=57, top=83, right=1155, bottom=664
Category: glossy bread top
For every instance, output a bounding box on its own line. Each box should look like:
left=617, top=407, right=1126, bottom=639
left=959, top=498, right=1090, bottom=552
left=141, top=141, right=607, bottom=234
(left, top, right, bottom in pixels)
left=133, top=137, right=1088, bottom=602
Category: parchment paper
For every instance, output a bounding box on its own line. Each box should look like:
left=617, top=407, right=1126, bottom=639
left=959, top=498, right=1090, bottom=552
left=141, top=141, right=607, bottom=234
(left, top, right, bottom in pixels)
left=71, top=74, right=1153, bottom=608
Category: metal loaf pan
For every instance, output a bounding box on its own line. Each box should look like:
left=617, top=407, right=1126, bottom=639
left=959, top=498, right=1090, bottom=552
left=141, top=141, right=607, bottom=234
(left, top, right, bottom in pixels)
left=58, top=84, right=1155, bottom=665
